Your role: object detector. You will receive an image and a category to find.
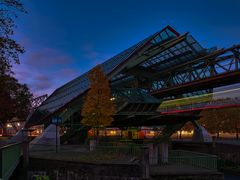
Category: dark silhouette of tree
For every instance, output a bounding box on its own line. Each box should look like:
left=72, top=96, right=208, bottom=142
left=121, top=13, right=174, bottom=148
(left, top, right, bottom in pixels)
left=0, top=1, right=32, bottom=134
left=200, top=109, right=228, bottom=138
left=0, top=0, right=26, bottom=74
left=81, top=65, right=116, bottom=136
left=200, top=107, right=240, bottom=139
left=0, top=74, right=32, bottom=133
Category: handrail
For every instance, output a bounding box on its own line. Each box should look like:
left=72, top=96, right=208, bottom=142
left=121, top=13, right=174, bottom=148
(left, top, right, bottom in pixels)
left=0, top=142, right=23, bottom=180
left=0, top=142, right=22, bottom=150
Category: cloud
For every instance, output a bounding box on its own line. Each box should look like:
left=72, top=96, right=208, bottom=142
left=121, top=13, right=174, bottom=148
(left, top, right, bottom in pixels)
left=13, top=39, right=111, bottom=97
left=26, top=48, right=72, bottom=68
left=81, top=43, right=99, bottom=59
left=34, top=75, right=53, bottom=90
left=80, top=43, right=113, bottom=66
left=59, top=68, right=79, bottom=78
left=13, top=46, right=79, bottom=97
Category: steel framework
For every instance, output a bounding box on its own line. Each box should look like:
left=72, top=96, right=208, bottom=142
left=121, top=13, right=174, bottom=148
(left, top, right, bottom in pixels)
left=150, top=45, right=240, bottom=97
left=31, top=94, right=48, bottom=109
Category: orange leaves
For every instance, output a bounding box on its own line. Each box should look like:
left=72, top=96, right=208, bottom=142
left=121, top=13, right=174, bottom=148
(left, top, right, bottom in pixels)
left=81, top=65, right=116, bottom=128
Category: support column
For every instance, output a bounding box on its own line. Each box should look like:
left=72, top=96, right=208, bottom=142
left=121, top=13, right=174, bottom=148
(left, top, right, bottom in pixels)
left=148, top=143, right=158, bottom=165
left=89, top=139, right=97, bottom=151
left=192, top=120, right=212, bottom=142
left=141, top=146, right=149, bottom=179
left=22, top=129, right=29, bottom=168
left=160, top=141, right=168, bottom=164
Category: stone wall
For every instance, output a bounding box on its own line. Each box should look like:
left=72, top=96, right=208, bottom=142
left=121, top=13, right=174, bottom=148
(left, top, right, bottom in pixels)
left=29, top=158, right=142, bottom=180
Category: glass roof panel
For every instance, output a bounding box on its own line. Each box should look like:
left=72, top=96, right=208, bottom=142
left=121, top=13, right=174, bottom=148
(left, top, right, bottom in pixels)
left=36, top=28, right=165, bottom=113
left=27, top=26, right=183, bottom=125
left=140, top=34, right=204, bottom=71
left=151, top=26, right=178, bottom=45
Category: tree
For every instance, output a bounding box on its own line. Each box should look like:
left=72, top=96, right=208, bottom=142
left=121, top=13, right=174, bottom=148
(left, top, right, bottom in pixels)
left=0, top=0, right=26, bottom=74
left=220, top=107, right=240, bottom=139
left=81, top=65, right=116, bottom=137
left=0, top=74, right=32, bottom=133
left=0, top=1, right=32, bottom=133
left=200, top=108, right=228, bottom=138
left=200, top=107, right=240, bottom=139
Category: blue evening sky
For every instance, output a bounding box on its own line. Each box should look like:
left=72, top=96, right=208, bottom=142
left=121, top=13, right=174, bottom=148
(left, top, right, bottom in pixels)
left=13, top=0, right=240, bottom=96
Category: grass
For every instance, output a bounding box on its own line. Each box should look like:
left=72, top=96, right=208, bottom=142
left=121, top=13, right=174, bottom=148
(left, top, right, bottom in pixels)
left=30, top=149, right=134, bottom=164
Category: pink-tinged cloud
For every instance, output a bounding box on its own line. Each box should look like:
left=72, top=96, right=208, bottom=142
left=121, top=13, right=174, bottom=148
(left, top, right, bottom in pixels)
left=80, top=43, right=114, bottom=66
left=13, top=37, right=112, bottom=97
left=33, top=75, right=53, bottom=90
left=59, top=68, right=79, bottom=78
left=26, top=48, right=72, bottom=68
left=81, top=43, right=100, bottom=59
left=13, top=46, right=80, bottom=97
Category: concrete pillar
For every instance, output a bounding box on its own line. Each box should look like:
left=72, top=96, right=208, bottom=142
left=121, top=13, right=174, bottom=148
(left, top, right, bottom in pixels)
left=141, top=146, right=149, bottom=179
left=192, top=120, right=212, bottom=142
left=160, top=142, right=168, bottom=164
left=148, top=143, right=158, bottom=165
left=23, top=140, right=29, bottom=168
left=89, top=139, right=97, bottom=151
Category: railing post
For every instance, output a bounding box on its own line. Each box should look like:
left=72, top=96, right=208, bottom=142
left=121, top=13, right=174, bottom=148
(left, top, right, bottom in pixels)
left=160, top=141, right=168, bottom=164
left=21, top=128, right=30, bottom=180
left=141, top=146, right=149, bottom=179
left=22, top=129, right=29, bottom=168
left=0, top=147, right=2, bottom=179
left=148, top=143, right=158, bottom=165
left=211, top=136, right=216, bottom=154
left=23, top=140, right=29, bottom=168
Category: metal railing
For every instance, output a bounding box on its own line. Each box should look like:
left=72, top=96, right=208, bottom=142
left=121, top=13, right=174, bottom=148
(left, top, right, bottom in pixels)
left=0, top=143, right=22, bottom=180
left=95, top=144, right=141, bottom=157
left=168, top=150, right=217, bottom=170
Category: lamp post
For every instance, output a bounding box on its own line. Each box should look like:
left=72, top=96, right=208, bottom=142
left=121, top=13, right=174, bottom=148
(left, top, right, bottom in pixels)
left=52, top=116, right=62, bottom=153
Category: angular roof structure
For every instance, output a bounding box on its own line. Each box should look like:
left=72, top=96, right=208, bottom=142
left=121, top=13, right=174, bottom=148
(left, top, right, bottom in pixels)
left=27, top=25, right=208, bottom=126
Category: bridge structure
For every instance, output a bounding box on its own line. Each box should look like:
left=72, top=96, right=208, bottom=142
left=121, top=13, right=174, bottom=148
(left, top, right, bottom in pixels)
left=22, top=26, right=239, bottom=142
left=0, top=94, right=48, bottom=137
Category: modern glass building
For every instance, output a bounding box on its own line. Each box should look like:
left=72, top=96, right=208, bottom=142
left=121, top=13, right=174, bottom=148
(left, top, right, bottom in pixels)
left=25, top=26, right=240, bottom=142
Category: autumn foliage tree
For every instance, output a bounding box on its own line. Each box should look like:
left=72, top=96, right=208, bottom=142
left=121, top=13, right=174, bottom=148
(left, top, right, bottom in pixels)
left=81, top=65, right=116, bottom=136
left=200, top=107, right=240, bottom=139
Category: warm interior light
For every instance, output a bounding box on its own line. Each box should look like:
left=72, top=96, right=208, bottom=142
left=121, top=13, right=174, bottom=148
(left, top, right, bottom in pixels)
left=7, top=124, right=12, bottom=128
left=110, top=97, right=116, bottom=101
left=17, top=123, right=20, bottom=126
left=110, top=130, right=116, bottom=135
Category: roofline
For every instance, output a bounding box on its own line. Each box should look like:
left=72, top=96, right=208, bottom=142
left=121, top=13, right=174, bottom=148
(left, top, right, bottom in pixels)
left=108, top=25, right=180, bottom=77
left=26, top=26, right=182, bottom=127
